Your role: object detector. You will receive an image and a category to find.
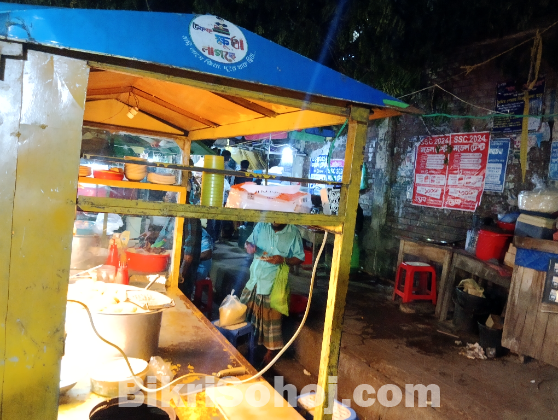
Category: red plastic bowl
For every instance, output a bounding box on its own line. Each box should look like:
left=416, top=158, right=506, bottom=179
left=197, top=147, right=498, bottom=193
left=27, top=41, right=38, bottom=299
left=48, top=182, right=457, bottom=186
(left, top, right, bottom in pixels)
left=126, top=251, right=170, bottom=273
left=93, top=170, right=124, bottom=181
left=496, top=221, right=516, bottom=232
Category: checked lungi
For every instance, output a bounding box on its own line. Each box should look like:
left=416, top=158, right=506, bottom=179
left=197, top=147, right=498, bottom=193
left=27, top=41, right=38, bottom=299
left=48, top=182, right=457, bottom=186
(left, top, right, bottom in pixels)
left=240, top=286, right=284, bottom=350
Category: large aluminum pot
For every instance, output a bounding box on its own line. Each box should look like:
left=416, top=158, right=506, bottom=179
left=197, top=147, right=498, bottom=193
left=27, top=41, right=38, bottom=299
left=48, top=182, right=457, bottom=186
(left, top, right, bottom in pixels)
left=65, top=306, right=163, bottom=362
left=70, top=235, right=105, bottom=270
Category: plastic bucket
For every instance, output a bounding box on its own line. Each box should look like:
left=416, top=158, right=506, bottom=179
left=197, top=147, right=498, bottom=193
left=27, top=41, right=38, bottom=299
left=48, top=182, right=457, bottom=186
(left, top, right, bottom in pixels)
left=452, top=288, right=491, bottom=334
left=478, top=322, right=504, bottom=356
left=290, top=294, right=309, bottom=315
left=201, top=155, right=224, bottom=207
left=475, top=229, right=512, bottom=262
left=126, top=251, right=170, bottom=273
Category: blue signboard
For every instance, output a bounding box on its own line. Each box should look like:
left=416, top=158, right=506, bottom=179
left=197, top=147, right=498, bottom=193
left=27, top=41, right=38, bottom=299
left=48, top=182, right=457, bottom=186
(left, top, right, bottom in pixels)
left=485, top=139, right=510, bottom=192
left=309, top=155, right=344, bottom=195
left=493, top=78, right=545, bottom=133
left=549, top=142, right=558, bottom=180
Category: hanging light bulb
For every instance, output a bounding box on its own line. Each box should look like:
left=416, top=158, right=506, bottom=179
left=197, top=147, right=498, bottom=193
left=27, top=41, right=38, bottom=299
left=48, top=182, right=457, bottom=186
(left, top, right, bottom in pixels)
left=127, top=106, right=139, bottom=119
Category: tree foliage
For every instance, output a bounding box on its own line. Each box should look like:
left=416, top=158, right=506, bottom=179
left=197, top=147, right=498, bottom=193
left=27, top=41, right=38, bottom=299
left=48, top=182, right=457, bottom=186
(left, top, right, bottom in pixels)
left=8, top=0, right=558, bottom=96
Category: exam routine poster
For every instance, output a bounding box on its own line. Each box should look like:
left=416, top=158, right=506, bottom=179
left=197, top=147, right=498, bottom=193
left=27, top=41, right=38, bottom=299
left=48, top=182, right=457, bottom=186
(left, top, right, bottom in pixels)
left=412, top=132, right=490, bottom=211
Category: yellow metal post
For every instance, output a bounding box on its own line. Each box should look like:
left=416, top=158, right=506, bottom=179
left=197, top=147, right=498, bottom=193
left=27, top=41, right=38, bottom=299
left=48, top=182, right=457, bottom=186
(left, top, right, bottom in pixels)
left=0, top=42, right=24, bottom=417
left=170, top=139, right=191, bottom=289
left=0, top=51, right=89, bottom=420
left=315, top=107, right=370, bottom=420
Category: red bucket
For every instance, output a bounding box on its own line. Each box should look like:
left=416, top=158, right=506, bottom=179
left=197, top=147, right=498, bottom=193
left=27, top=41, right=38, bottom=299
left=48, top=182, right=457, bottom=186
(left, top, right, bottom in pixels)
left=475, top=230, right=512, bottom=262
left=126, top=251, right=170, bottom=273
left=290, top=294, right=309, bottom=315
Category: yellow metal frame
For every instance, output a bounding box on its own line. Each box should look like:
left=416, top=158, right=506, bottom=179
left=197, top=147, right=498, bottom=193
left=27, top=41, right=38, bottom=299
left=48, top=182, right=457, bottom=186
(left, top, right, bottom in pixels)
left=0, top=45, right=401, bottom=420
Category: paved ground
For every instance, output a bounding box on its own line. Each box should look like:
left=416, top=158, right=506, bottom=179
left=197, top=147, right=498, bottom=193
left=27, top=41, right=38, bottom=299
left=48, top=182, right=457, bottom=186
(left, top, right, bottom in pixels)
left=210, top=242, right=558, bottom=420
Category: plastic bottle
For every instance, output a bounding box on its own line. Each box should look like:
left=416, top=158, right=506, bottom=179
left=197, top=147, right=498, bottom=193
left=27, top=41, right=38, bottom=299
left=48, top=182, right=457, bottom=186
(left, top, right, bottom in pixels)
left=105, top=239, right=119, bottom=268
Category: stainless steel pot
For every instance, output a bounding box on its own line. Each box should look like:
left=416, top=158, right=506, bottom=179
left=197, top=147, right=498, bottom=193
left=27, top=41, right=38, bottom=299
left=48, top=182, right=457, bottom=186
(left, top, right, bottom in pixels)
left=65, top=306, right=163, bottom=362
left=70, top=235, right=104, bottom=270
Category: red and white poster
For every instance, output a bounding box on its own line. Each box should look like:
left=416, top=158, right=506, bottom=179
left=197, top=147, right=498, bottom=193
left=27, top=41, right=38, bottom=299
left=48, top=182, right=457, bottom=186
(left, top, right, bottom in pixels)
left=412, top=135, right=451, bottom=208
left=412, top=132, right=490, bottom=212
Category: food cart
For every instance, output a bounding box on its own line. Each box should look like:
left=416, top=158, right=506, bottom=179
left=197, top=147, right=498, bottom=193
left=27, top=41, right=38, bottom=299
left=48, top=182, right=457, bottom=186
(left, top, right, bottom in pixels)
left=0, top=3, right=414, bottom=419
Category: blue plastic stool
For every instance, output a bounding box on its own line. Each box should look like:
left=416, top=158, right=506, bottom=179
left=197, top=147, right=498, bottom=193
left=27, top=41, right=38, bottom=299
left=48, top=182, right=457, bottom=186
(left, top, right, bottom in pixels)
left=212, top=320, right=257, bottom=364
left=296, top=392, right=358, bottom=420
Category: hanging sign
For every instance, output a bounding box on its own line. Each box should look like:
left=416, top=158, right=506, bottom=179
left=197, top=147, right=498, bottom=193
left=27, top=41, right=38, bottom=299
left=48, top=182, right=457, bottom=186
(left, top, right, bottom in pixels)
left=549, top=141, right=558, bottom=180
left=412, top=132, right=490, bottom=211
left=484, top=139, right=510, bottom=193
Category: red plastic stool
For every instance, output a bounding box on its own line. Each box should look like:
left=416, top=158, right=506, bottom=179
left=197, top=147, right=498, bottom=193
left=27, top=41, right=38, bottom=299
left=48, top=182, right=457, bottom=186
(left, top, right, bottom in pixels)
left=193, top=278, right=214, bottom=317
left=392, top=262, right=437, bottom=305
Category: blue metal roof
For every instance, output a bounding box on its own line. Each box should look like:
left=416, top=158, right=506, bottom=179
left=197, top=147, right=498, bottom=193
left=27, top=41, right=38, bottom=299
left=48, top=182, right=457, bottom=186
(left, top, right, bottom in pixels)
left=0, top=3, right=408, bottom=109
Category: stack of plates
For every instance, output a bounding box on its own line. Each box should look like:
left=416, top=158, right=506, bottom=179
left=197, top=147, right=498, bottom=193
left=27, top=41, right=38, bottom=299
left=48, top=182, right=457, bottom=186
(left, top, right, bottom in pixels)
left=124, top=157, right=147, bottom=181
left=79, top=165, right=92, bottom=177
left=147, top=173, right=176, bottom=185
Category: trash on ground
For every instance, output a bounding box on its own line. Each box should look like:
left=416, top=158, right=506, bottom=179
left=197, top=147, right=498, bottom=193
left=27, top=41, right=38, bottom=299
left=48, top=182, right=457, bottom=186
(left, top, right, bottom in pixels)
left=460, top=342, right=487, bottom=360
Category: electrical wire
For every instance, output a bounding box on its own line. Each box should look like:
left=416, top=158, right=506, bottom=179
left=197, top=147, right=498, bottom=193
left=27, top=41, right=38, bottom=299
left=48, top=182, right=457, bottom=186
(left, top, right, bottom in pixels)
left=67, top=231, right=329, bottom=393
left=422, top=112, right=558, bottom=120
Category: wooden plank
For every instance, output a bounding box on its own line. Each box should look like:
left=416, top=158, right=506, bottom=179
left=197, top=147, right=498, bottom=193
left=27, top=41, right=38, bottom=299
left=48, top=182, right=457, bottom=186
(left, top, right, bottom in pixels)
left=504, top=267, right=534, bottom=354
left=78, top=177, right=187, bottom=193
left=452, top=252, right=512, bottom=288
left=539, top=313, right=558, bottom=365
left=0, top=50, right=24, bottom=420
left=401, top=240, right=449, bottom=263
left=315, top=107, right=369, bottom=420
left=2, top=52, right=88, bottom=420
left=517, top=269, right=545, bottom=357
left=186, top=110, right=347, bottom=141
left=527, top=271, right=550, bottom=360
left=77, top=196, right=344, bottom=233
left=502, top=265, right=524, bottom=351
left=514, top=236, right=558, bottom=254
left=438, top=254, right=460, bottom=321
left=436, top=250, right=454, bottom=319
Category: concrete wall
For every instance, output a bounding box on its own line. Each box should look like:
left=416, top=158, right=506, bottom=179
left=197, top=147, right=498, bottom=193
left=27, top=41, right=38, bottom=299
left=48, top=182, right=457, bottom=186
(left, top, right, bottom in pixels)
left=293, top=29, right=558, bottom=279
left=361, top=30, right=558, bottom=278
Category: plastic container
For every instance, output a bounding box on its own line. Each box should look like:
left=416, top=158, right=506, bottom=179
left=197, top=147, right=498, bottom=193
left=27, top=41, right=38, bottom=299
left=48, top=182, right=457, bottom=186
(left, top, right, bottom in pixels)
left=496, top=221, right=516, bottom=232
left=475, top=229, right=512, bottom=262
left=452, top=287, right=491, bottom=334
left=478, top=322, right=504, bottom=357
left=515, top=214, right=556, bottom=239
left=126, top=251, right=170, bottom=273
left=290, top=294, right=309, bottom=315
left=303, top=248, right=313, bottom=265
left=93, top=170, right=124, bottom=181
left=201, top=155, right=225, bottom=207
left=96, top=265, right=116, bottom=283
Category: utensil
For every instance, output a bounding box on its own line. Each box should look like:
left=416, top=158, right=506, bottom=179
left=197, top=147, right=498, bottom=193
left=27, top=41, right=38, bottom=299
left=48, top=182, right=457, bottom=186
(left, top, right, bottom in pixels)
left=70, top=264, right=103, bottom=279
